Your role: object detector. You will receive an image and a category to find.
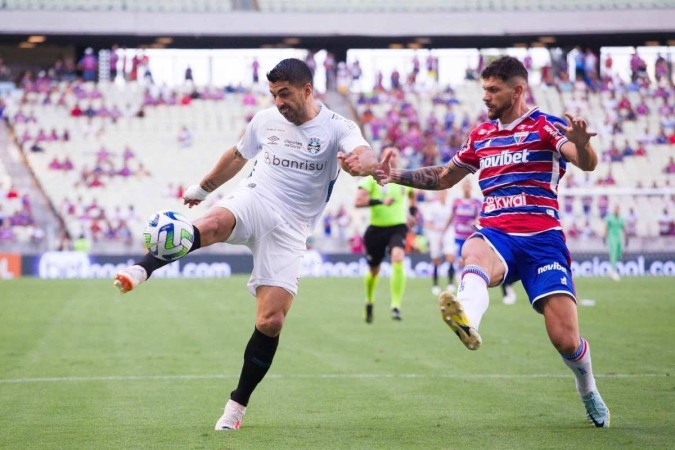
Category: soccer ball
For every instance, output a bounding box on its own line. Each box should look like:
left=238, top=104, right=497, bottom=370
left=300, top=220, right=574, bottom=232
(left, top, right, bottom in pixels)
left=143, top=210, right=194, bottom=261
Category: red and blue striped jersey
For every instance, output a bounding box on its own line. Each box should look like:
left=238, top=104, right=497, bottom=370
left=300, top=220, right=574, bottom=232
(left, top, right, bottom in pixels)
left=451, top=197, right=482, bottom=240
left=451, top=107, right=569, bottom=235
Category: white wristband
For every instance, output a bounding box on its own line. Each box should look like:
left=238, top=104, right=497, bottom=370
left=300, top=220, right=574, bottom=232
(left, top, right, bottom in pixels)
left=183, top=184, right=210, bottom=201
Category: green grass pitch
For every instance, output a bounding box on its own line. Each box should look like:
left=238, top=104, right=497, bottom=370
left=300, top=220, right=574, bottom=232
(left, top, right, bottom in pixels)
left=1, top=276, right=674, bottom=449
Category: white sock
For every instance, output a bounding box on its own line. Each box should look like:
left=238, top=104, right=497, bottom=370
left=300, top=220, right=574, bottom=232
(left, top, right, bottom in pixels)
left=561, top=338, right=597, bottom=396
left=456, top=268, right=490, bottom=329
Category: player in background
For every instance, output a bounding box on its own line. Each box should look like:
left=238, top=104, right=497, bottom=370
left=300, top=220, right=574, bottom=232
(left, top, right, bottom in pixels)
left=375, top=56, right=610, bottom=428
left=423, top=190, right=456, bottom=295
left=113, top=58, right=379, bottom=430
left=604, top=204, right=625, bottom=281
left=444, top=179, right=482, bottom=290
left=501, top=282, right=518, bottom=305
left=355, top=145, right=415, bottom=322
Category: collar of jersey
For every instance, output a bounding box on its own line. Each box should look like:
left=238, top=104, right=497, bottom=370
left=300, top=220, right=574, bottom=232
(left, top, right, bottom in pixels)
left=497, top=106, right=539, bottom=131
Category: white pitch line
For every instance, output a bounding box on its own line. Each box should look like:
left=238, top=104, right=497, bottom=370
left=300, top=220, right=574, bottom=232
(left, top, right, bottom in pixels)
left=0, top=373, right=668, bottom=384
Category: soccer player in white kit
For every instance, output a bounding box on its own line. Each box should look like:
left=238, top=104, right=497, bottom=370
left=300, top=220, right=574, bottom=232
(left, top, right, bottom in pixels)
left=113, top=59, right=378, bottom=430
left=422, top=190, right=456, bottom=295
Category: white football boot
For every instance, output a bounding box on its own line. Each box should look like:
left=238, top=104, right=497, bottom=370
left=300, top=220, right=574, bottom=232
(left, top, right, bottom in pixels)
left=113, top=265, right=148, bottom=294
left=215, top=399, right=247, bottom=430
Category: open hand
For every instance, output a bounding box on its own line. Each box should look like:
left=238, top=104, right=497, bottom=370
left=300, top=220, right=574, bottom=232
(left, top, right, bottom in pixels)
left=554, top=113, right=597, bottom=147
left=373, top=150, right=393, bottom=186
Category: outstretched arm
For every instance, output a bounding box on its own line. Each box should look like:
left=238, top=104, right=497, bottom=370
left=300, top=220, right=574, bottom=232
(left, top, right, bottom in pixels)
left=556, top=113, right=598, bottom=171
left=376, top=159, right=470, bottom=191
left=338, top=145, right=378, bottom=177
left=183, top=146, right=248, bottom=208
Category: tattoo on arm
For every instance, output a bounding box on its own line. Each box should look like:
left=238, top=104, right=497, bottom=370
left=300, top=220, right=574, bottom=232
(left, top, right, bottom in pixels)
left=201, top=180, right=218, bottom=192
left=392, top=166, right=444, bottom=189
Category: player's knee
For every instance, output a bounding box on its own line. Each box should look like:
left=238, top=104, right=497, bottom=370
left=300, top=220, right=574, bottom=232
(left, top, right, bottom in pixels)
left=552, top=335, right=580, bottom=355
left=256, top=314, right=285, bottom=337
left=391, top=247, right=405, bottom=262
left=194, top=211, right=234, bottom=244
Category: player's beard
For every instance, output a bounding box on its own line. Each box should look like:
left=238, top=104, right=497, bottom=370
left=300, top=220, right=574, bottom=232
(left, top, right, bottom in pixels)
left=279, top=103, right=303, bottom=125
left=487, top=100, right=512, bottom=121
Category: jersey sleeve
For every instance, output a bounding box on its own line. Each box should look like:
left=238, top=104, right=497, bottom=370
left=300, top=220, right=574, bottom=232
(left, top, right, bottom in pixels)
left=540, top=115, right=570, bottom=156
left=236, top=112, right=262, bottom=159
left=336, top=115, right=370, bottom=153
left=452, top=131, right=479, bottom=173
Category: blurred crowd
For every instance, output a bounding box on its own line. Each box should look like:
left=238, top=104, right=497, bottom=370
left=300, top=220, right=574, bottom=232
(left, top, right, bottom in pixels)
left=1, top=46, right=673, bottom=252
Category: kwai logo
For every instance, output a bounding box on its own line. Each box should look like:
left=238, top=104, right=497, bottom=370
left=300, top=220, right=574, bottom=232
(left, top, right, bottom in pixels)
left=537, top=261, right=568, bottom=275
left=484, top=193, right=526, bottom=213
left=479, top=149, right=530, bottom=169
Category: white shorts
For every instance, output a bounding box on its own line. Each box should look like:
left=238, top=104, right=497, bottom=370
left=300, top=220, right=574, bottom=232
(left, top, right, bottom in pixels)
left=216, top=185, right=307, bottom=297
left=426, top=229, right=457, bottom=260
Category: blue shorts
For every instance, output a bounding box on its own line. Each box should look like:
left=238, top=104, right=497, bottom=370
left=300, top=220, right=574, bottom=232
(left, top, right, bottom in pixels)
left=455, top=238, right=467, bottom=258
left=474, top=228, right=576, bottom=312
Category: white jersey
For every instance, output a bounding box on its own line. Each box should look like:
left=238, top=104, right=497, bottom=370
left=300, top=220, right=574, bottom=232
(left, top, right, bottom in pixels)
left=423, top=199, right=452, bottom=233
left=236, top=103, right=369, bottom=233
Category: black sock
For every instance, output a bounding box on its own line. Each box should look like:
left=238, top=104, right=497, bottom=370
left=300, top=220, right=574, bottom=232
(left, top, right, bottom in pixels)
left=137, top=226, right=202, bottom=278
left=432, top=264, right=438, bottom=285
left=448, top=264, right=455, bottom=285
left=230, top=327, right=279, bottom=407
left=502, top=284, right=508, bottom=296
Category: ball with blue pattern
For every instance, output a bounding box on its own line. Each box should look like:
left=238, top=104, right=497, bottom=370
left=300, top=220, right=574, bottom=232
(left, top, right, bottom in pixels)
left=143, top=210, right=194, bottom=261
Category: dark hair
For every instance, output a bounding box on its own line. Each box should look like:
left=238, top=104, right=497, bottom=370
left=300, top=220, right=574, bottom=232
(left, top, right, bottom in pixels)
left=266, top=58, right=313, bottom=87
left=481, top=56, right=528, bottom=83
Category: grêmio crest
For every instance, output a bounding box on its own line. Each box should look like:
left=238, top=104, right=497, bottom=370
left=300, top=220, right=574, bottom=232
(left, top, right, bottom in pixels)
left=307, top=137, right=321, bottom=154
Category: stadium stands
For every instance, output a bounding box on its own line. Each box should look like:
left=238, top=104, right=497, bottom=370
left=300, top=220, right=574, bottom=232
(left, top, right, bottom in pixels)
left=1, top=46, right=673, bottom=254
left=1, top=0, right=233, bottom=12
left=256, top=0, right=672, bottom=12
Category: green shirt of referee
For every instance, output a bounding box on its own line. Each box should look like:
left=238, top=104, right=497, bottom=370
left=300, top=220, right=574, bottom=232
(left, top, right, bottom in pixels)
left=355, top=145, right=415, bottom=322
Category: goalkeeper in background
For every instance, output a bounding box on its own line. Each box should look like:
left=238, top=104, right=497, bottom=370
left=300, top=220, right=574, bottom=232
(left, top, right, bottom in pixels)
left=604, top=204, right=625, bottom=281
left=355, top=145, right=415, bottom=322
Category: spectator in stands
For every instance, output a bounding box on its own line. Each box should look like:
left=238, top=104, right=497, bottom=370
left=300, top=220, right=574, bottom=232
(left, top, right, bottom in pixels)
left=597, top=195, right=609, bottom=218
left=122, top=145, right=135, bottom=162
left=654, top=54, right=669, bottom=84
left=655, top=127, right=669, bottom=145
left=603, top=140, right=622, bottom=163
left=251, top=58, right=259, bottom=84
left=109, top=44, right=120, bottom=80
left=621, top=139, right=634, bottom=158
left=78, top=48, right=98, bottom=82
left=70, top=103, right=83, bottom=117
left=657, top=208, right=674, bottom=236
left=637, top=126, right=654, bottom=145
left=0, top=221, right=14, bottom=242
left=177, top=125, right=193, bottom=148
left=48, top=157, right=62, bottom=170
left=625, top=207, right=637, bottom=246
left=664, top=156, right=675, bottom=175
left=634, top=142, right=647, bottom=156
left=324, top=52, right=336, bottom=91
left=135, top=162, right=151, bottom=178
left=61, top=157, right=73, bottom=171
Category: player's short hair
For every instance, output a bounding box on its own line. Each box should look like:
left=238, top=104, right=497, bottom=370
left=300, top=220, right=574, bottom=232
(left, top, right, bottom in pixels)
left=267, top=58, right=313, bottom=87
left=481, top=56, right=528, bottom=84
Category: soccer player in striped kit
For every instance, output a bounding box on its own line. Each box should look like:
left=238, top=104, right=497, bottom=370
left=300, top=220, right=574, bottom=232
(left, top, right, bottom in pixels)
left=375, top=56, right=610, bottom=428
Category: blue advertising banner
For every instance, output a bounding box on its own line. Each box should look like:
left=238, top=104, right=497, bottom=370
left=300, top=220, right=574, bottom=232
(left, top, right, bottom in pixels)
left=19, top=251, right=675, bottom=279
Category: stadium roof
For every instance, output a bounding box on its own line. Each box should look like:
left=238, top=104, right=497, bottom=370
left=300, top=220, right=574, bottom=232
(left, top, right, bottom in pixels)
left=0, top=8, right=673, bottom=50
